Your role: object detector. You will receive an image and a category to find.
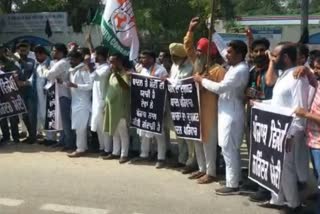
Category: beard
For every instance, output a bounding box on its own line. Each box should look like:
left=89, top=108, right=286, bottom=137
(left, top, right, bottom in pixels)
left=253, top=55, right=268, bottom=67
left=194, top=55, right=207, bottom=74
left=274, top=57, right=285, bottom=71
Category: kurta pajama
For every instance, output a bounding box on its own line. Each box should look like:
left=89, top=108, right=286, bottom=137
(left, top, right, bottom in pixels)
left=184, top=31, right=226, bottom=176
left=69, top=63, right=93, bottom=152
left=201, top=61, right=249, bottom=187
left=90, top=63, right=112, bottom=152
left=104, top=71, right=130, bottom=158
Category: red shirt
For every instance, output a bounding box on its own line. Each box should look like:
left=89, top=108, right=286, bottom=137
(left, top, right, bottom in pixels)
left=307, top=85, right=320, bottom=149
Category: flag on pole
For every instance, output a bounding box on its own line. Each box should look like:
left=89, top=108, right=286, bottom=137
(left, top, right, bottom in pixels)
left=45, top=19, right=52, bottom=38
left=101, top=0, right=139, bottom=60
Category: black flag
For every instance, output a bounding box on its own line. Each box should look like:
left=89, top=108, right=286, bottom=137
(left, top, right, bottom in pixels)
left=45, top=19, right=53, bottom=38
left=298, top=27, right=309, bottom=44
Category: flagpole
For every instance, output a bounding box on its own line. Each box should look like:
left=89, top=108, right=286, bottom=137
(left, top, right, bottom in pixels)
left=206, top=0, right=216, bottom=73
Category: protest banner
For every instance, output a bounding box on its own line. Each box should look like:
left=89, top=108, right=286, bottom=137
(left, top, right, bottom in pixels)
left=167, top=77, right=201, bottom=141
left=44, top=82, right=57, bottom=130
left=249, top=103, right=293, bottom=195
left=130, top=73, right=166, bottom=134
left=0, top=73, right=27, bottom=119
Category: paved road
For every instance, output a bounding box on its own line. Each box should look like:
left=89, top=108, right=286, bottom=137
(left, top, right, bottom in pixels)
left=0, top=143, right=286, bottom=214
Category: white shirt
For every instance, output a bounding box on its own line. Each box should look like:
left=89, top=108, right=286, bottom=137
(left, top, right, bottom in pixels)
left=90, top=63, right=111, bottom=131
left=202, top=61, right=249, bottom=102
left=140, top=63, right=168, bottom=78
left=271, top=67, right=309, bottom=136
left=46, top=58, right=71, bottom=98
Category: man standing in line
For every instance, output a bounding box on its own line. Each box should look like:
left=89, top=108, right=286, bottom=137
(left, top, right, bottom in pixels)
left=15, top=42, right=37, bottom=144
left=0, top=44, right=20, bottom=144
left=194, top=40, right=249, bottom=195
left=90, top=46, right=113, bottom=157
left=103, top=53, right=130, bottom=164
left=132, top=50, right=168, bottom=168
left=241, top=38, right=273, bottom=202
left=260, top=44, right=309, bottom=213
left=184, top=17, right=226, bottom=184
left=66, top=51, right=93, bottom=157
left=46, top=43, right=75, bottom=151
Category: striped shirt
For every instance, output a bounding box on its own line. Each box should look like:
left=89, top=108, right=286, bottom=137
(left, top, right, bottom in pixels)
left=307, top=85, right=320, bottom=149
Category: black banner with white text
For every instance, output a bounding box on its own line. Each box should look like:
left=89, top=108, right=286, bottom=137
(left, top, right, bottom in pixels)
left=0, top=73, right=27, bottom=119
left=44, top=82, right=56, bottom=130
left=130, top=73, right=167, bottom=134
left=167, top=78, right=201, bottom=141
left=249, top=103, right=293, bottom=195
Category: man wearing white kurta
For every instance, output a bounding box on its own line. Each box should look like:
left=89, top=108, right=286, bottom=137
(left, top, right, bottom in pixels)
left=259, top=44, right=309, bottom=212
left=46, top=44, right=75, bottom=150
left=133, top=50, right=168, bottom=168
left=194, top=40, right=249, bottom=195
left=66, top=51, right=93, bottom=157
left=90, top=47, right=112, bottom=156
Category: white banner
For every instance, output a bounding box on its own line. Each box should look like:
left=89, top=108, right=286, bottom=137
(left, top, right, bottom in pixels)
left=0, top=12, right=68, bottom=33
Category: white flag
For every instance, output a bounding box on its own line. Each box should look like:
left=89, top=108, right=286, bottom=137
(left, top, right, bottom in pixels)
left=101, top=0, right=139, bottom=60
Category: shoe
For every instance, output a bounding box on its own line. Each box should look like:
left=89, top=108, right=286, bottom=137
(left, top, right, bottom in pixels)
left=279, top=205, right=303, bottom=214
left=239, top=180, right=259, bottom=195
left=51, top=142, right=64, bottom=148
left=215, top=187, right=240, bottom=196
left=258, top=202, right=285, bottom=210
left=0, top=138, right=10, bottom=144
left=155, top=160, right=165, bottom=169
left=119, top=156, right=129, bottom=164
left=181, top=166, right=198, bottom=174
left=130, top=157, right=149, bottom=164
left=22, top=137, right=37, bottom=144
left=169, top=162, right=185, bottom=169
left=61, top=146, right=75, bottom=152
left=249, top=189, right=271, bottom=202
left=100, top=152, right=111, bottom=157
left=43, top=140, right=56, bottom=146
left=197, top=175, right=218, bottom=184
left=188, top=171, right=206, bottom=180
left=103, top=154, right=120, bottom=160
left=298, top=182, right=307, bottom=191
left=67, top=151, right=86, bottom=158
left=19, top=131, right=27, bottom=139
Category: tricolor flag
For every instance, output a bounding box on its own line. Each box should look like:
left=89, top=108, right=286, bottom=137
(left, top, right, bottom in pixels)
left=101, top=0, right=139, bottom=60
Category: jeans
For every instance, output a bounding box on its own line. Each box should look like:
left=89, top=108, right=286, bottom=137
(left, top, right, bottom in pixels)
left=59, top=97, right=75, bottom=148
left=311, top=148, right=320, bottom=187
left=0, top=116, right=19, bottom=141
left=22, top=94, right=37, bottom=140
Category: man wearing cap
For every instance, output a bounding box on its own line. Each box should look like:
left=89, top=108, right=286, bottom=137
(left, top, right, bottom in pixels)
left=167, top=43, right=198, bottom=174
left=184, top=17, right=226, bottom=184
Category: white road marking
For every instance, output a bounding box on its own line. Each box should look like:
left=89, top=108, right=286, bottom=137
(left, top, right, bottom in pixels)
left=40, top=203, right=109, bottom=214
left=0, top=198, right=24, bottom=207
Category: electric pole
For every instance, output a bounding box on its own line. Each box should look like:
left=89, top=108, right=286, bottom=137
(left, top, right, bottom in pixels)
left=301, top=0, right=309, bottom=35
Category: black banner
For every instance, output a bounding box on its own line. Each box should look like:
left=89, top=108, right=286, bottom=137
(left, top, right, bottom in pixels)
left=249, top=105, right=293, bottom=195
left=44, top=82, right=56, bottom=130
left=0, top=73, right=27, bottom=119
left=167, top=77, right=201, bottom=141
left=130, top=73, right=167, bottom=134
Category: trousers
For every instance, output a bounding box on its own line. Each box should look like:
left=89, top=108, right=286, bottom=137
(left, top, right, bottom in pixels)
left=140, top=133, right=166, bottom=160
left=178, top=139, right=197, bottom=167
left=96, top=117, right=112, bottom=153
left=76, top=128, right=87, bottom=152
left=294, top=132, right=309, bottom=183
left=270, top=139, right=300, bottom=208
left=59, top=97, right=76, bottom=148
left=194, top=125, right=218, bottom=176
left=112, top=119, right=129, bottom=158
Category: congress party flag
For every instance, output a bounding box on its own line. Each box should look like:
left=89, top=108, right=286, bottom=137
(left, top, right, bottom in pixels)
left=101, top=0, right=139, bottom=60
